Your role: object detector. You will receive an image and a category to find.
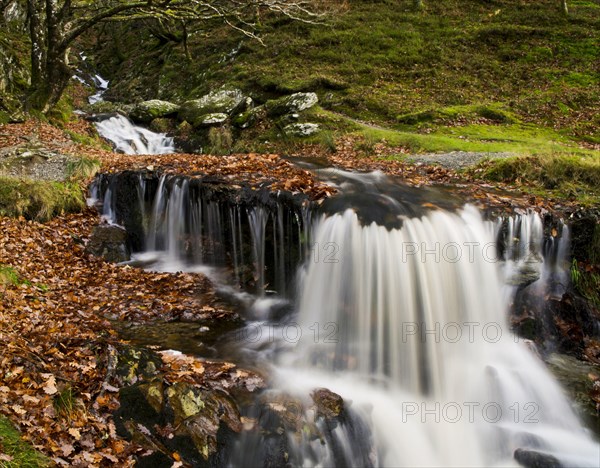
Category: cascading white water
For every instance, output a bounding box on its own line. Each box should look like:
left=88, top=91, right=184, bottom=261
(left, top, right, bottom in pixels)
left=95, top=114, right=175, bottom=155
left=499, top=211, right=570, bottom=300
left=273, top=206, right=598, bottom=467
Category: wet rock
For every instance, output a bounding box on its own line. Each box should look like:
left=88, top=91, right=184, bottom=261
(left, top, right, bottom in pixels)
left=115, top=345, right=162, bottom=386
left=130, top=99, right=180, bottom=123
left=511, top=315, right=541, bottom=341
left=514, top=448, right=562, bottom=468
left=179, top=89, right=247, bottom=125
left=166, top=385, right=242, bottom=459
left=507, top=254, right=542, bottom=287
left=85, top=223, right=131, bottom=263
left=283, top=122, right=320, bottom=137
left=311, top=388, right=345, bottom=419
left=265, top=92, right=319, bottom=117
left=546, top=353, right=600, bottom=433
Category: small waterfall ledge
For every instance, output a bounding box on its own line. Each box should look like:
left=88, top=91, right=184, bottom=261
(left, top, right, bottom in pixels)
left=89, top=171, right=312, bottom=295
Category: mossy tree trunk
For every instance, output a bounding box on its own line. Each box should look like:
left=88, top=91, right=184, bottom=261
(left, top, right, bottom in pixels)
left=561, top=0, right=569, bottom=15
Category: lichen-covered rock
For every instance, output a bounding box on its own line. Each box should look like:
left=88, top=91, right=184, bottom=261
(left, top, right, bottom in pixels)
left=196, top=112, right=229, bottom=127
left=130, top=99, right=180, bottom=123
left=266, top=92, right=319, bottom=117
left=283, top=122, right=320, bottom=137
left=85, top=223, right=131, bottom=263
left=179, top=89, right=247, bottom=124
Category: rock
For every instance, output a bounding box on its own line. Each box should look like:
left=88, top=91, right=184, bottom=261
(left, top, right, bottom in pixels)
left=232, top=106, right=264, bottom=129
left=196, top=112, right=228, bottom=127
left=283, top=123, right=320, bottom=137
left=507, top=254, right=543, bottom=287
left=266, top=92, right=319, bottom=117
left=312, top=388, right=345, bottom=420
left=85, top=111, right=122, bottom=123
left=179, top=89, right=247, bottom=125
left=511, top=315, right=541, bottom=341
left=514, top=448, right=562, bottom=468
left=85, top=223, right=131, bottom=263
left=130, top=99, right=180, bottom=123
left=148, top=117, right=174, bottom=133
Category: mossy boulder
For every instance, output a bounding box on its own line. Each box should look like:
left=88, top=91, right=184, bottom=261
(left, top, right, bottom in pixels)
left=196, top=113, right=228, bottom=127
left=283, top=123, right=320, bottom=137
left=130, top=99, right=180, bottom=123
left=265, top=92, right=318, bottom=118
left=179, top=89, right=248, bottom=125
left=232, top=106, right=264, bottom=129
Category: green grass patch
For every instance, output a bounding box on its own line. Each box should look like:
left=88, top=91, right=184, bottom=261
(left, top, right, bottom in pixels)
left=65, top=157, right=101, bottom=180
left=471, top=153, right=600, bottom=205
left=0, top=415, right=49, bottom=467
left=0, top=177, right=85, bottom=222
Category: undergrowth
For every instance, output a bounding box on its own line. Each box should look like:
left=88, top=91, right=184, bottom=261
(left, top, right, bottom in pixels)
left=0, top=177, right=85, bottom=221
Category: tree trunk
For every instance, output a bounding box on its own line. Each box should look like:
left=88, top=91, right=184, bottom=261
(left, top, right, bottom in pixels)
left=561, top=0, right=569, bottom=15
left=414, top=0, right=424, bottom=10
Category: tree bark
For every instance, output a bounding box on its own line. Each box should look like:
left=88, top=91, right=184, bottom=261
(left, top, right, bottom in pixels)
left=561, top=0, right=569, bottom=15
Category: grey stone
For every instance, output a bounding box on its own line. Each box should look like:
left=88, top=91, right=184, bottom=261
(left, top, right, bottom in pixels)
left=179, top=89, right=247, bottom=125
left=266, top=92, right=319, bottom=117
left=85, top=223, right=131, bottom=263
left=283, top=123, right=320, bottom=137
left=196, top=112, right=228, bottom=127
left=130, top=99, right=180, bottom=123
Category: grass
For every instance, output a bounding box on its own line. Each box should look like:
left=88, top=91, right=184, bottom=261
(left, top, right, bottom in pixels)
left=0, top=177, right=85, bottom=222
left=469, top=153, right=600, bottom=205
left=65, top=157, right=101, bottom=180
left=0, top=415, right=49, bottom=467
left=114, top=0, right=598, bottom=138
left=0, top=265, right=20, bottom=289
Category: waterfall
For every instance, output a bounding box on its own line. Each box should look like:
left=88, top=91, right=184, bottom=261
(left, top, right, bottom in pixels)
left=90, top=169, right=597, bottom=465
left=269, top=206, right=598, bottom=467
left=93, top=173, right=309, bottom=294
left=95, top=114, right=175, bottom=155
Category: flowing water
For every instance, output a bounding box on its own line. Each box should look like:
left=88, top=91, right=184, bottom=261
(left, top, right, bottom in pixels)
left=270, top=206, right=597, bottom=467
left=90, top=118, right=599, bottom=466
left=94, top=114, right=175, bottom=154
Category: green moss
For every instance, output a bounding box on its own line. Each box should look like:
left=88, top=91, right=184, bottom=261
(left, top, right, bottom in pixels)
left=0, top=414, right=49, bottom=467
left=0, top=265, right=21, bottom=288
left=0, top=177, right=85, bottom=222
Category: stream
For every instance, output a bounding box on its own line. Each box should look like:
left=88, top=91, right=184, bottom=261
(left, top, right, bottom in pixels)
left=90, top=91, right=599, bottom=466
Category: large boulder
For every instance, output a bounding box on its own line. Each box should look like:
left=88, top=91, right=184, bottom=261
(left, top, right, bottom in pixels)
left=266, top=92, right=318, bottom=117
left=130, top=99, right=180, bottom=123
left=85, top=223, right=131, bottom=263
left=179, top=89, right=248, bottom=125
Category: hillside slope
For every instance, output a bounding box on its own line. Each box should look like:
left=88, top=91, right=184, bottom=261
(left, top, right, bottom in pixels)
left=94, top=0, right=599, bottom=142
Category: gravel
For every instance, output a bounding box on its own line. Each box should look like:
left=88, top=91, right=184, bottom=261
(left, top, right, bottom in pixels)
left=0, top=144, right=76, bottom=181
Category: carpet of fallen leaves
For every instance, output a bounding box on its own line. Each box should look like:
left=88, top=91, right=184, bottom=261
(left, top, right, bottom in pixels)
left=0, top=210, right=242, bottom=465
